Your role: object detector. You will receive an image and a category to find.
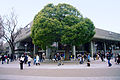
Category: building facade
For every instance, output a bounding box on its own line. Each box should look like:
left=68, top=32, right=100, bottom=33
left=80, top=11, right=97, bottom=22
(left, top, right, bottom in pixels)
left=4, top=22, right=120, bottom=60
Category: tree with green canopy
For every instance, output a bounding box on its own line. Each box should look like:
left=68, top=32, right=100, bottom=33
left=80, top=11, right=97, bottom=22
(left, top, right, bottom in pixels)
left=31, top=16, right=62, bottom=49
left=61, top=18, right=95, bottom=46
left=31, top=3, right=95, bottom=59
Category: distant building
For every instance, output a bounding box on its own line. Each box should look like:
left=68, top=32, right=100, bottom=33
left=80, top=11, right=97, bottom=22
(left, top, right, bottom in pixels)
left=4, top=21, right=120, bottom=60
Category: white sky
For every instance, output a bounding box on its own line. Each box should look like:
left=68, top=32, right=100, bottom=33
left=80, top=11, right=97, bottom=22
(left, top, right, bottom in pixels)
left=0, top=0, right=120, bottom=33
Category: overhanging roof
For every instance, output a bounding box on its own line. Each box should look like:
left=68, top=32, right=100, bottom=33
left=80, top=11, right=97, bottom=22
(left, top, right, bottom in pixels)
left=15, top=21, right=120, bottom=42
left=94, top=28, right=120, bottom=41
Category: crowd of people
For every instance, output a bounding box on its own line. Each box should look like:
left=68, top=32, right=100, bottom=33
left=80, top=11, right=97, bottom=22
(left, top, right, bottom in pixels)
left=76, top=51, right=120, bottom=67
left=77, top=53, right=90, bottom=64
left=93, top=51, right=120, bottom=67
left=19, top=54, right=32, bottom=70
left=18, top=52, right=65, bottom=70
left=0, top=51, right=120, bottom=70
left=0, top=54, right=17, bottom=64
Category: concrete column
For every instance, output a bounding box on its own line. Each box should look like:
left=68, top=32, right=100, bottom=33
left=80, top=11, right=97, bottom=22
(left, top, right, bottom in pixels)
left=73, top=45, right=76, bottom=60
left=91, top=41, right=94, bottom=58
left=33, top=44, right=38, bottom=56
left=56, top=42, right=58, bottom=50
left=33, top=44, right=36, bottom=55
left=111, top=45, right=114, bottom=54
left=104, top=42, right=106, bottom=53
left=9, top=46, right=12, bottom=54
left=46, top=46, right=49, bottom=59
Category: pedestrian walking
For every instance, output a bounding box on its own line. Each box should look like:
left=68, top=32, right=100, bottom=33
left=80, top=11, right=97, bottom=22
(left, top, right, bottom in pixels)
left=49, top=54, right=52, bottom=61
left=36, top=54, right=40, bottom=65
left=87, top=53, right=90, bottom=67
left=24, top=55, right=28, bottom=64
left=87, top=53, right=90, bottom=62
left=57, top=53, right=61, bottom=66
left=93, top=53, right=97, bottom=60
left=54, top=54, right=57, bottom=62
left=107, top=52, right=112, bottom=67
left=117, top=54, right=120, bottom=64
left=84, top=53, right=87, bottom=61
left=60, top=54, right=64, bottom=65
left=100, top=52, right=104, bottom=62
left=19, top=56, right=24, bottom=70
left=33, top=57, right=36, bottom=65
left=42, top=53, right=46, bottom=61
left=27, top=55, right=32, bottom=67
left=7, top=57, right=10, bottom=64
left=78, top=54, right=83, bottom=64
left=7, top=54, right=10, bottom=64
left=1, top=55, right=5, bottom=64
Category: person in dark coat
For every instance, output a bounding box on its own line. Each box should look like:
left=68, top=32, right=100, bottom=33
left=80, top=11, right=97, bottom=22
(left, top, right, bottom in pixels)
left=107, top=52, right=112, bottom=67
left=93, top=53, right=97, bottom=60
left=57, top=53, right=61, bottom=66
left=100, top=52, right=104, bottom=62
left=117, top=54, right=120, bottom=64
left=1, top=55, right=5, bottom=64
left=24, top=55, right=28, bottom=64
left=20, top=56, right=24, bottom=70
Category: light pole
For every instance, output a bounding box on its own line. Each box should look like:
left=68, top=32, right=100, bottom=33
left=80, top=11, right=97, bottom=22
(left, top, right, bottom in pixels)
left=111, top=45, right=114, bottom=53
left=94, top=43, right=97, bottom=54
left=24, top=43, right=28, bottom=53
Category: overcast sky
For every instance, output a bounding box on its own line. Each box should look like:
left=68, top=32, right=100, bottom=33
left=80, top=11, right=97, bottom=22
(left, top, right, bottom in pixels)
left=0, top=0, right=120, bottom=33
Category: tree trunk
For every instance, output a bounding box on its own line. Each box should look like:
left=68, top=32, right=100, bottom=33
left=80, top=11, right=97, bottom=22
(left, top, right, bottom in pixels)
left=11, top=47, right=15, bottom=54
left=8, top=41, right=15, bottom=55
left=65, top=45, right=70, bottom=60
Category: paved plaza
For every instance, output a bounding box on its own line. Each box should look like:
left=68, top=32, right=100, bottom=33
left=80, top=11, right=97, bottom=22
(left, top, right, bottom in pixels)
left=0, top=59, right=120, bottom=80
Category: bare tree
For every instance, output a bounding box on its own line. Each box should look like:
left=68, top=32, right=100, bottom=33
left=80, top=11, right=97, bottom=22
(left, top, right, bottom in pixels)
left=0, top=40, right=3, bottom=54
left=0, top=10, right=19, bottom=54
left=0, top=16, right=4, bottom=38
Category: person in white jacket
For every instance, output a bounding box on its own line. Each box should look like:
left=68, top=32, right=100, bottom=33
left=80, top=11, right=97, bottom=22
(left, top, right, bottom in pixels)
left=36, top=55, right=40, bottom=65
left=27, top=55, right=32, bottom=67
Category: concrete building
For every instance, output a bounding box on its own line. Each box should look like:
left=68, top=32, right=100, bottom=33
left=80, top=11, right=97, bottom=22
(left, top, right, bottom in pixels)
left=4, top=21, right=120, bottom=60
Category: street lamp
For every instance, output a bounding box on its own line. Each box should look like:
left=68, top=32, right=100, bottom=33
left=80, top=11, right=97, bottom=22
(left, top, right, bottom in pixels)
left=24, top=43, right=28, bottom=53
left=111, top=45, right=114, bottom=54
left=94, top=43, right=97, bottom=54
